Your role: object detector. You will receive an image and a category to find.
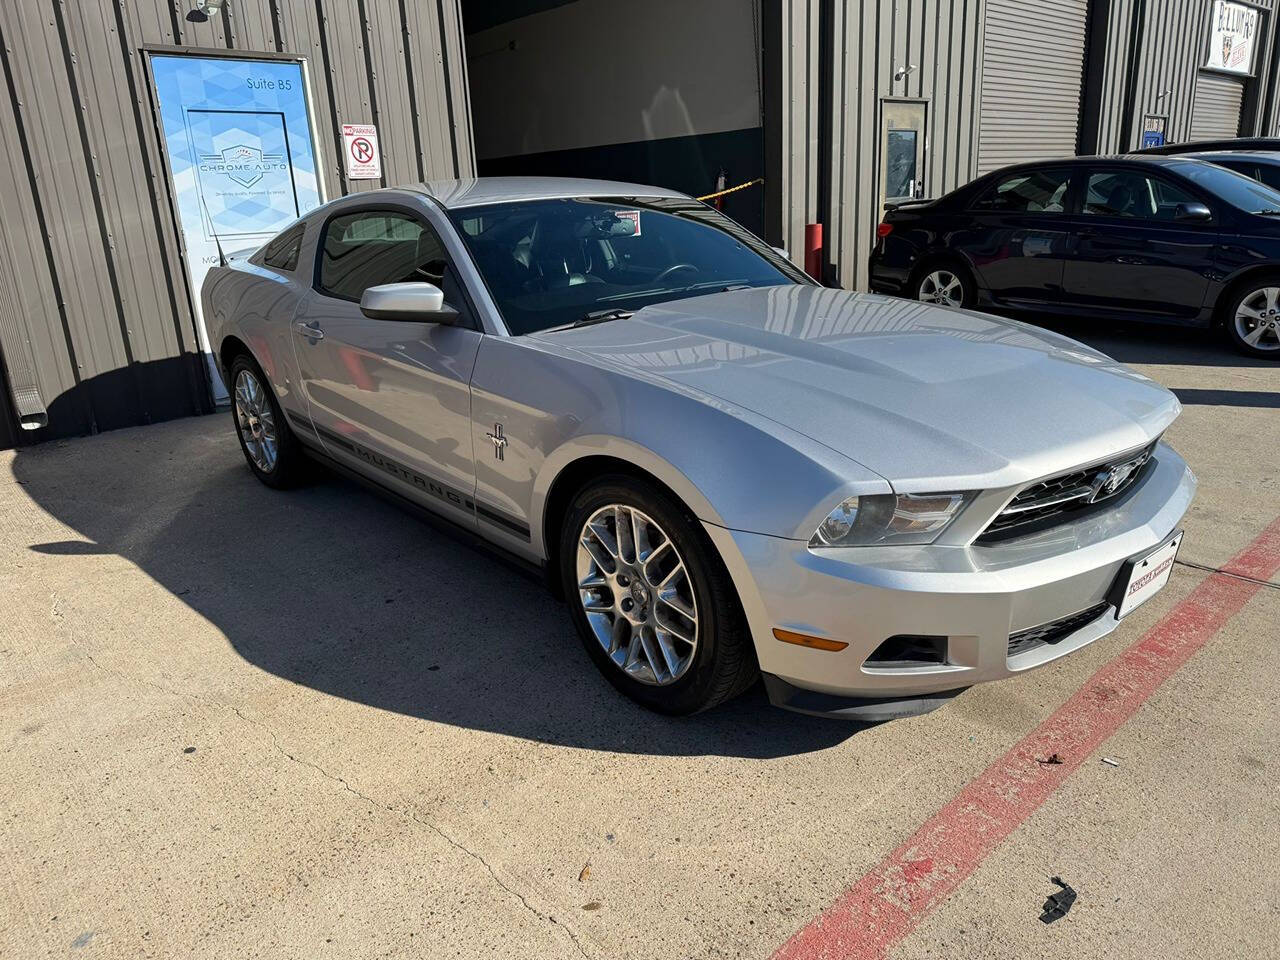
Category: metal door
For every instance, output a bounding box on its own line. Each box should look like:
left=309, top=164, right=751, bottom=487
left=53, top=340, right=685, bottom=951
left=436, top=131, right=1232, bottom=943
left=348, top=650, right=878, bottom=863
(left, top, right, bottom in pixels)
left=879, top=101, right=928, bottom=211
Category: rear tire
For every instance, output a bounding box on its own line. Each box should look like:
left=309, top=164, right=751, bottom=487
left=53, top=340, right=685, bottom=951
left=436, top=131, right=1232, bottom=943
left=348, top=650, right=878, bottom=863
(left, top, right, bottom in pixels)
left=912, top=258, right=976, bottom=309
left=559, top=475, right=757, bottom=714
left=1222, top=276, right=1280, bottom=359
left=228, top=353, right=307, bottom=488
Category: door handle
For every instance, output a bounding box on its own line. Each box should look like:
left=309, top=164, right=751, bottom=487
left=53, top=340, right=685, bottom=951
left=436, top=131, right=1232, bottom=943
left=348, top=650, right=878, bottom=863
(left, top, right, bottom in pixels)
left=293, top=319, right=324, bottom=341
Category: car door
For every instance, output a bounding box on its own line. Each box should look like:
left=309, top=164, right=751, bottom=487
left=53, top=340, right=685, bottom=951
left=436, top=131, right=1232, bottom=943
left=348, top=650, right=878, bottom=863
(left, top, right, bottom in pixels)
left=1059, top=166, right=1216, bottom=320
left=292, top=202, right=483, bottom=526
left=959, top=166, right=1074, bottom=307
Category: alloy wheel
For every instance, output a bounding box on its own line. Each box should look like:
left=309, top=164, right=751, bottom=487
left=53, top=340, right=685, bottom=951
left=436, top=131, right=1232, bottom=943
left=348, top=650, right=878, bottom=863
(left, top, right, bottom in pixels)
left=1234, top=287, right=1280, bottom=352
left=234, top=368, right=278, bottom=472
left=918, top=269, right=964, bottom=307
left=575, top=504, right=699, bottom=686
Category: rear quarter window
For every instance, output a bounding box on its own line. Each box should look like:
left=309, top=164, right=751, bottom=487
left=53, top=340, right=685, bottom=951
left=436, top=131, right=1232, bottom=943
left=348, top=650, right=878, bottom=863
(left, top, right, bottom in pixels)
left=261, top=223, right=304, bottom=272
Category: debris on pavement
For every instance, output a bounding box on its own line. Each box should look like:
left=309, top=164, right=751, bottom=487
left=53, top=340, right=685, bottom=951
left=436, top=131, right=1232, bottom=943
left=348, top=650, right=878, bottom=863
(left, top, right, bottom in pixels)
left=182, top=746, right=196, bottom=754
left=1040, top=876, right=1078, bottom=923
left=1036, top=753, right=1064, bottom=765
left=1101, top=757, right=1121, bottom=767
left=582, top=902, right=602, bottom=912
left=578, top=860, right=591, bottom=882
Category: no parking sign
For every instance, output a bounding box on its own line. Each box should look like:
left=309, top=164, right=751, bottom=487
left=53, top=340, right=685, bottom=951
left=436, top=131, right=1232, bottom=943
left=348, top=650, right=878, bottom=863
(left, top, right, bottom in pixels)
left=341, top=123, right=381, bottom=180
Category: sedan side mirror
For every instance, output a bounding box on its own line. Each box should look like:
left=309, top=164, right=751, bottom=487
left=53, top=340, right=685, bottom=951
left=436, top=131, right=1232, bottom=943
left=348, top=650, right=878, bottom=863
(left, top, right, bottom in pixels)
left=1174, top=201, right=1212, bottom=222
left=360, top=282, right=459, bottom=323
left=772, top=246, right=790, bottom=259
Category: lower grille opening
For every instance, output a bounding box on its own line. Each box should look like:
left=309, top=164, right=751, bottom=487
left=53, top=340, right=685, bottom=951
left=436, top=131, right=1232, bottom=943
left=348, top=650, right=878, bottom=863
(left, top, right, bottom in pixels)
left=1007, top=602, right=1111, bottom=659
left=865, top=634, right=947, bottom=668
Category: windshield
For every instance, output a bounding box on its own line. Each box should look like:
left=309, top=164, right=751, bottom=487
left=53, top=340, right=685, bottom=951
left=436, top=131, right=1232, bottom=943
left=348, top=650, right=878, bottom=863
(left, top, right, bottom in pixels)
left=446, top=197, right=804, bottom=334
left=1173, top=159, right=1280, bottom=214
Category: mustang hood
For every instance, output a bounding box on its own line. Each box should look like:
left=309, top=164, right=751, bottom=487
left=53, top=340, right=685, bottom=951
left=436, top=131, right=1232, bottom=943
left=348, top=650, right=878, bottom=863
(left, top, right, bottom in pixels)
left=536, top=285, right=1181, bottom=490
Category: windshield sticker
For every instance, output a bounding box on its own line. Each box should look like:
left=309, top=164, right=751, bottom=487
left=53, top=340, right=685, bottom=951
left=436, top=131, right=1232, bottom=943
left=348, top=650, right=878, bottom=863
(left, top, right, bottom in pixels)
left=614, top=210, right=641, bottom=237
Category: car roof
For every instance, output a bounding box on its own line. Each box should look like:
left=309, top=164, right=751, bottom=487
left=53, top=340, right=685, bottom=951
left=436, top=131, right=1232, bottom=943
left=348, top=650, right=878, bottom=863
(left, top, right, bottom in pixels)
left=1181, top=150, right=1280, bottom=163
left=403, top=176, right=690, bottom=209
left=976, top=154, right=1217, bottom=181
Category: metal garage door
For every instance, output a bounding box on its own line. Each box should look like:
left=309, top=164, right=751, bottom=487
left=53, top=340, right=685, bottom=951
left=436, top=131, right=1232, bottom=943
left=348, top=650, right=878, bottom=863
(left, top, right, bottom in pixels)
left=977, top=0, right=1089, bottom=175
left=1190, top=73, right=1245, bottom=140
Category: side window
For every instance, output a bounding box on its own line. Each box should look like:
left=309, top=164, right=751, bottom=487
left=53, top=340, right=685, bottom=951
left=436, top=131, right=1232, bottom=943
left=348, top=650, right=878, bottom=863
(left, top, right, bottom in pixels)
left=1216, top=160, right=1260, bottom=182
left=971, top=168, right=1072, bottom=213
left=1083, top=171, right=1196, bottom=220
left=317, top=210, right=472, bottom=323
left=1255, top=164, right=1280, bottom=192
left=261, top=223, right=304, bottom=271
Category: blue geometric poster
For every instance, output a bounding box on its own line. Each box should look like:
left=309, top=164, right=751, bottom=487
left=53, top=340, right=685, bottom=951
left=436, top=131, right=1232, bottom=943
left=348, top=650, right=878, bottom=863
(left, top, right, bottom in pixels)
left=150, top=55, right=323, bottom=399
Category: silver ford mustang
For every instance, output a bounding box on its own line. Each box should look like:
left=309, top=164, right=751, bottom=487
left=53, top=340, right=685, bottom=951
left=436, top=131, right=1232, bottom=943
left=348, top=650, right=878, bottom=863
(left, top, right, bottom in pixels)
left=204, top=177, right=1196, bottom=720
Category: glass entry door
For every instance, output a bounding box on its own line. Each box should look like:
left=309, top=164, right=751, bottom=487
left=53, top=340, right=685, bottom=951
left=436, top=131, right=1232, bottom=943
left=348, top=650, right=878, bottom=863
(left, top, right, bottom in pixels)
left=879, top=100, right=928, bottom=209
left=148, top=54, right=324, bottom=400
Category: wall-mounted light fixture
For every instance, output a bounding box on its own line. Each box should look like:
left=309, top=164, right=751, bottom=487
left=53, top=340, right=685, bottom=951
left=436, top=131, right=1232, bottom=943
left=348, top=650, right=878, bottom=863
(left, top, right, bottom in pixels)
left=186, top=0, right=225, bottom=23
left=894, top=63, right=918, bottom=83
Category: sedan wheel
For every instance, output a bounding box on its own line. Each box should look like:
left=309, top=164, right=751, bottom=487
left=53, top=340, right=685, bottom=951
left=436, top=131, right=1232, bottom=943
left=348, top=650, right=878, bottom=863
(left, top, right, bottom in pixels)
left=576, top=504, right=698, bottom=685
left=228, top=352, right=306, bottom=488
left=559, top=477, right=758, bottom=714
left=234, top=368, right=278, bottom=473
left=1232, top=286, right=1280, bottom=354
left=917, top=269, right=966, bottom=307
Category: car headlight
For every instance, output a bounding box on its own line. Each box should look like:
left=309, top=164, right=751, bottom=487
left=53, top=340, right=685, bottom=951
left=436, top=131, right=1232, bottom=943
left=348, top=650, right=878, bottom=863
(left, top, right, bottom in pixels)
left=810, top=492, right=974, bottom=547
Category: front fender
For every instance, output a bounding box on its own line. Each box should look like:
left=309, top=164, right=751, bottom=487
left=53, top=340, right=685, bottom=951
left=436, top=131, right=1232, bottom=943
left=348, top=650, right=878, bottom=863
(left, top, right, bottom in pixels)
left=470, top=336, right=891, bottom=563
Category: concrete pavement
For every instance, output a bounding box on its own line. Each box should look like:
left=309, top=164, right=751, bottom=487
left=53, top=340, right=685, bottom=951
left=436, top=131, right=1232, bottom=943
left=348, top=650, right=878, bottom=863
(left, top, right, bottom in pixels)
left=1, top=321, right=1276, bottom=959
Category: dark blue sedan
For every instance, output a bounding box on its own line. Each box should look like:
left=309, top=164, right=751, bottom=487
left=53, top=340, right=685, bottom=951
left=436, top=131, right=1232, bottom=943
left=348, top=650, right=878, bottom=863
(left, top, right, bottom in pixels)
left=868, top=155, right=1280, bottom=358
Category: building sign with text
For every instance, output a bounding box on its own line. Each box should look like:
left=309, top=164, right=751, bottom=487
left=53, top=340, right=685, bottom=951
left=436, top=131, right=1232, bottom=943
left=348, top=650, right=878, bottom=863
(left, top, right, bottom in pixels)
left=1206, top=1, right=1259, bottom=75
left=150, top=55, right=323, bottom=400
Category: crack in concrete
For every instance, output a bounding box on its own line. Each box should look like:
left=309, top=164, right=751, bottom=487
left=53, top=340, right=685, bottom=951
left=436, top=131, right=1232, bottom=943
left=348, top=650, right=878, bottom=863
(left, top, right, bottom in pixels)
left=1175, top=558, right=1280, bottom=590
left=77, top=655, right=591, bottom=959
left=231, top=707, right=592, bottom=960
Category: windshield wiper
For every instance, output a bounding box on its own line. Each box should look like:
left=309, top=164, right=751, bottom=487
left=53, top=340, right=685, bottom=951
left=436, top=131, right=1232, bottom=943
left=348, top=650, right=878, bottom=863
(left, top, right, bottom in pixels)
left=540, top=308, right=635, bottom=334
left=1256, top=209, right=1280, bottom=216
left=575, top=308, right=634, bottom=326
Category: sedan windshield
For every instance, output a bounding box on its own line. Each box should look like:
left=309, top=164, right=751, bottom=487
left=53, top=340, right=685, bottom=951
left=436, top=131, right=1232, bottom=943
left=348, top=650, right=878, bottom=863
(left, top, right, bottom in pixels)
left=1171, top=159, right=1280, bottom=214
left=447, top=197, right=804, bottom=334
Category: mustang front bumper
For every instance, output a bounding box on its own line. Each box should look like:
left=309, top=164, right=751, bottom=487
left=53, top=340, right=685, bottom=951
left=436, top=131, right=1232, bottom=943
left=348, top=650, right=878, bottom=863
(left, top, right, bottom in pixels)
left=705, top=443, right=1196, bottom=721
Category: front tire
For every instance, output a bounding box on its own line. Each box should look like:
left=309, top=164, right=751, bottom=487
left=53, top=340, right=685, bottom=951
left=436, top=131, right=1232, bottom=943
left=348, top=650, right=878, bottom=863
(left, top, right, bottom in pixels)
left=228, top=353, right=307, bottom=488
left=559, top=476, right=757, bottom=714
left=913, top=260, right=975, bottom=308
left=1223, top=278, right=1280, bottom=358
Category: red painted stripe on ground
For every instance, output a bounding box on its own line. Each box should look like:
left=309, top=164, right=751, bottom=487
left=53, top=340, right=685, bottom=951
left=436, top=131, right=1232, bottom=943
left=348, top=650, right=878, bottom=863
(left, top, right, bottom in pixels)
left=773, top=516, right=1280, bottom=960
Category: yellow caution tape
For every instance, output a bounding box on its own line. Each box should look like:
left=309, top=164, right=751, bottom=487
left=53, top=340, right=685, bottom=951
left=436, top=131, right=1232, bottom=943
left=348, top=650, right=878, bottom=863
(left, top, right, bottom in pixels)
left=697, top=178, right=764, bottom=201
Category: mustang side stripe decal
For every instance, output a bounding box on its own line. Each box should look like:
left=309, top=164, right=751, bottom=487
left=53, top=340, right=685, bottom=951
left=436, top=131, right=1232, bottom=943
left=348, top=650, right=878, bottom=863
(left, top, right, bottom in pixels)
left=298, top=419, right=531, bottom=540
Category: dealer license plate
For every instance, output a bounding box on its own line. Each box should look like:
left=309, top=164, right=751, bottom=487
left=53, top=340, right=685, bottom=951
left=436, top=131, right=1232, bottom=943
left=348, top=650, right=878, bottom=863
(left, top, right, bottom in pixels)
left=1115, top=531, right=1182, bottom=619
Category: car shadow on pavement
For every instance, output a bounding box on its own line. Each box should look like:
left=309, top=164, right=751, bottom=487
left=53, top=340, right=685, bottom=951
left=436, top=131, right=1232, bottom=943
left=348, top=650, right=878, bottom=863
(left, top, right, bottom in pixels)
left=11, top=417, right=859, bottom=759
left=1028, top=315, right=1278, bottom=370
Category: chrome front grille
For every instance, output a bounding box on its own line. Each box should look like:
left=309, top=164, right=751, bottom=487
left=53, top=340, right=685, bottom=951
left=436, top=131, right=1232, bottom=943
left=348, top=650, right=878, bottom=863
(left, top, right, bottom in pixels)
left=1007, top=602, right=1111, bottom=659
left=979, top=441, right=1157, bottom=543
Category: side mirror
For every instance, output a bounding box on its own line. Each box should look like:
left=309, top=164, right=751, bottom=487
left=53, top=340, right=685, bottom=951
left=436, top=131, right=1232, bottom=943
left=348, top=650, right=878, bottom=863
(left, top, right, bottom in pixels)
left=360, top=282, right=459, bottom=323
left=772, top=246, right=790, bottom=259
left=1174, top=201, right=1212, bottom=222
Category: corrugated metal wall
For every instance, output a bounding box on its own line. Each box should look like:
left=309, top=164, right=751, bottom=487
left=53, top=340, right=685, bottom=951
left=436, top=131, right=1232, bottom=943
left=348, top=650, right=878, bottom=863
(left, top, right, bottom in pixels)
left=1092, top=0, right=1137, bottom=152
left=1095, top=0, right=1277, bottom=151
left=763, top=0, right=821, bottom=266
left=0, top=0, right=472, bottom=447
left=977, top=0, right=1089, bottom=174
left=823, top=0, right=986, bottom=290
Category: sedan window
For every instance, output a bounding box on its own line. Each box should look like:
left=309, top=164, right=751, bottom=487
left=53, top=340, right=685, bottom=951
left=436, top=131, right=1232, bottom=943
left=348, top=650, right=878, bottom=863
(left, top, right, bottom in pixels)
left=1082, top=171, right=1195, bottom=220
left=1169, top=159, right=1280, bottom=214
left=317, top=210, right=472, bottom=323
left=446, top=198, right=802, bottom=335
left=260, top=223, right=304, bottom=271
left=971, top=169, right=1072, bottom=213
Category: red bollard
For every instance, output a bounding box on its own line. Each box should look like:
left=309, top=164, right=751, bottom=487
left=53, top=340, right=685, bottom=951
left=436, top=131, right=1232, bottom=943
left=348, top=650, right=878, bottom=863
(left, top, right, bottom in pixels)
left=804, top=223, right=823, bottom=282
